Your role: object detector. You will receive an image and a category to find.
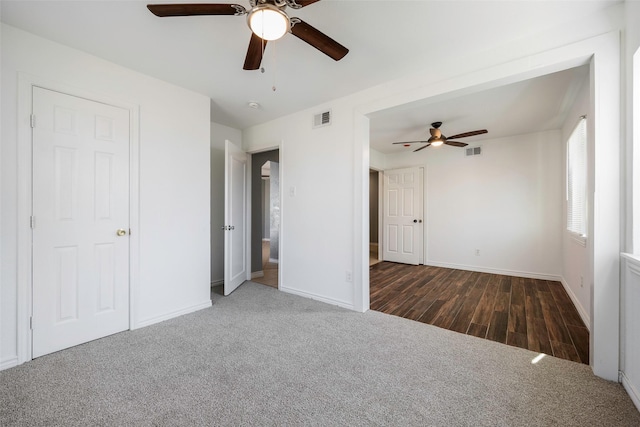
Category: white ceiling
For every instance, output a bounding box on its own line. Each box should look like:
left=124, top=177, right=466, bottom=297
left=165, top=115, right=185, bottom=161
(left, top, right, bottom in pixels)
left=1, top=0, right=614, bottom=136
left=369, top=65, right=590, bottom=154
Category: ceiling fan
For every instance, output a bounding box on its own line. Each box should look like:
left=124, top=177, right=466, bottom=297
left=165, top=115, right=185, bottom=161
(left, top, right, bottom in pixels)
left=147, top=0, right=349, bottom=70
left=392, top=121, right=488, bottom=152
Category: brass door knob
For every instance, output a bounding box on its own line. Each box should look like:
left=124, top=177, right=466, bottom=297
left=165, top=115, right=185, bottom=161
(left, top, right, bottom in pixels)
left=116, top=229, right=127, bottom=237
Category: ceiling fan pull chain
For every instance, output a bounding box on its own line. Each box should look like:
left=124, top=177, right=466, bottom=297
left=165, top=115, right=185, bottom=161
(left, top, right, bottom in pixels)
left=260, top=36, right=266, bottom=73
left=272, top=40, right=278, bottom=91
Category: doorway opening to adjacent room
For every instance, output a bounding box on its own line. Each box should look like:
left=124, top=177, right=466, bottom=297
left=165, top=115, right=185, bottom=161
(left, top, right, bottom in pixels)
left=367, top=63, right=595, bottom=366
left=251, top=149, right=280, bottom=289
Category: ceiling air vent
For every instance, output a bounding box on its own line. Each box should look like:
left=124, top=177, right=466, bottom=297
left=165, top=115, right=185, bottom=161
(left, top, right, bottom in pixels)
left=465, top=146, right=482, bottom=157
left=313, top=110, right=331, bottom=128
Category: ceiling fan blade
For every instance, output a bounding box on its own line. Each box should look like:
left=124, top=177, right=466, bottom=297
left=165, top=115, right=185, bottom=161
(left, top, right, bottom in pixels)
left=446, top=129, right=488, bottom=139
left=392, top=141, right=429, bottom=144
left=444, top=141, right=468, bottom=147
left=147, top=3, right=246, bottom=17
left=291, top=0, right=322, bottom=7
left=414, top=144, right=431, bottom=152
left=243, top=33, right=266, bottom=70
left=290, top=19, right=349, bottom=61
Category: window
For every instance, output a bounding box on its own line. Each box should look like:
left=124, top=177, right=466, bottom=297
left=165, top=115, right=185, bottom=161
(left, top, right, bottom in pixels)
left=567, top=116, right=587, bottom=239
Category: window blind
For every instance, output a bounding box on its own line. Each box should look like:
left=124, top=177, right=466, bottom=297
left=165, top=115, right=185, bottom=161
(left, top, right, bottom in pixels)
left=567, top=116, right=587, bottom=237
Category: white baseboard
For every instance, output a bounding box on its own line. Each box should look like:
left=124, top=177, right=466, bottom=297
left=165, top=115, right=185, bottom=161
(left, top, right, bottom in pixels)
left=134, top=300, right=212, bottom=329
left=425, top=260, right=562, bottom=282
left=280, top=286, right=354, bottom=311
left=251, top=271, right=264, bottom=279
left=0, top=356, right=19, bottom=372
left=560, top=277, right=591, bottom=330
left=621, top=371, right=640, bottom=413
left=269, top=258, right=279, bottom=264
left=210, top=279, right=224, bottom=287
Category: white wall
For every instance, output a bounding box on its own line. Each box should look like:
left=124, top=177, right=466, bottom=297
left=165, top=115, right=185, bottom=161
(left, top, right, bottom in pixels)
left=627, top=0, right=640, bottom=254
left=561, top=75, right=590, bottom=325
left=244, top=107, right=356, bottom=308
left=1, top=24, right=211, bottom=369
left=210, top=122, right=241, bottom=285
left=621, top=0, right=640, bottom=412
left=384, top=131, right=562, bottom=279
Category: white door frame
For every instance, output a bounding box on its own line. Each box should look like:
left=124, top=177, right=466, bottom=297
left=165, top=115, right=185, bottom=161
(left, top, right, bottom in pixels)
left=246, top=143, right=284, bottom=290
left=355, top=32, right=621, bottom=380
left=16, top=73, right=140, bottom=364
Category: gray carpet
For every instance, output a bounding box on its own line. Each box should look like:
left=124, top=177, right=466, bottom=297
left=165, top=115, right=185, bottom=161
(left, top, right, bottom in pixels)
left=1, top=281, right=639, bottom=426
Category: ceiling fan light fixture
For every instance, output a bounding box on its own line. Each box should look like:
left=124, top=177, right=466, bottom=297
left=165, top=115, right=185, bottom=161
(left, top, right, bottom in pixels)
left=247, top=4, right=290, bottom=41
left=431, top=138, right=444, bottom=147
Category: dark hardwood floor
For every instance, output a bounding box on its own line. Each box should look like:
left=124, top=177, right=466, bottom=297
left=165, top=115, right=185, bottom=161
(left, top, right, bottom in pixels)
left=370, top=262, right=589, bottom=364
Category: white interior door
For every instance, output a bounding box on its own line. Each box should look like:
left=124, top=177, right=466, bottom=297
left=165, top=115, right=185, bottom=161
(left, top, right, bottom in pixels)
left=224, top=140, right=248, bottom=295
left=32, top=87, right=130, bottom=358
left=383, top=167, right=423, bottom=265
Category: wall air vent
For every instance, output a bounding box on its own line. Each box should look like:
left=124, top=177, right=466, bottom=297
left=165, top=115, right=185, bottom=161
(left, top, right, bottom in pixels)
left=313, top=110, right=331, bottom=128
left=465, top=146, right=482, bottom=157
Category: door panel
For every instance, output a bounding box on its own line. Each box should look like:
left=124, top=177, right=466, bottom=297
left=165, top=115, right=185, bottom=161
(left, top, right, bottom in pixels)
left=32, top=87, right=130, bottom=358
left=224, top=140, right=247, bottom=295
left=382, top=167, right=423, bottom=265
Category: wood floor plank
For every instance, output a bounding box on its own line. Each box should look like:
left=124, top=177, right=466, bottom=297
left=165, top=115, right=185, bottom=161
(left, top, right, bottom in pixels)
left=486, top=311, right=508, bottom=343
left=507, top=331, right=528, bottom=349
left=567, top=325, right=590, bottom=364
left=493, top=288, right=511, bottom=314
left=386, top=274, right=439, bottom=316
left=432, top=271, right=476, bottom=328
left=528, top=318, right=553, bottom=355
left=508, top=304, right=527, bottom=335
left=469, top=275, right=500, bottom=327
left=550, top=340, right=581, bottom=363
left=417, top=299, right=446, bottom=324
left=400, top=268, right=458, bottom=320
left=525, top=292, right=545, bottom=320
left=369, top=262, right=588, bottom=365
left=544, top=310, right=573, bottom=344
left=548, top=283, right=586, bottom=328
left=511, top=277, right=526, bottom=306
left=499, top=275, right=512, bottom=293
left=467, top=323, right=488, bottom=338
left=449, top=275, right=488, bottom=333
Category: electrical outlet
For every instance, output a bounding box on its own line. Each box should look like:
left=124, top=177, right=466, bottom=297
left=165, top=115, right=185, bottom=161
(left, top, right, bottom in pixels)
left=346, top=271, right=352, bottom=282
left=475, top=249, right=480, bottom=256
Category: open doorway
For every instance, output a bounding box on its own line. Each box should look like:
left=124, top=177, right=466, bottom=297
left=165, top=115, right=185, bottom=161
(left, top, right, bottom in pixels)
left=251, top=150, right=280, bottom=288
left=368, top=64, right=593, bottom=366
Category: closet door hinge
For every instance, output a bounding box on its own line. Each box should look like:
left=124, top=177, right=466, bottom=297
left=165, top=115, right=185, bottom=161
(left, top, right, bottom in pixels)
left=30, top=114, right=36, bottom=129
left=30, top=216, right=36, bottom=229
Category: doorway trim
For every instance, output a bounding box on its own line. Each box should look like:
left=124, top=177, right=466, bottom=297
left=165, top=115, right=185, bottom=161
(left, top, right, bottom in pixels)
left=355, top=31, right=621, bottom=380
left=16, top=73, right=140, bottom=365
left=246, top=142, right=284, bottom=291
